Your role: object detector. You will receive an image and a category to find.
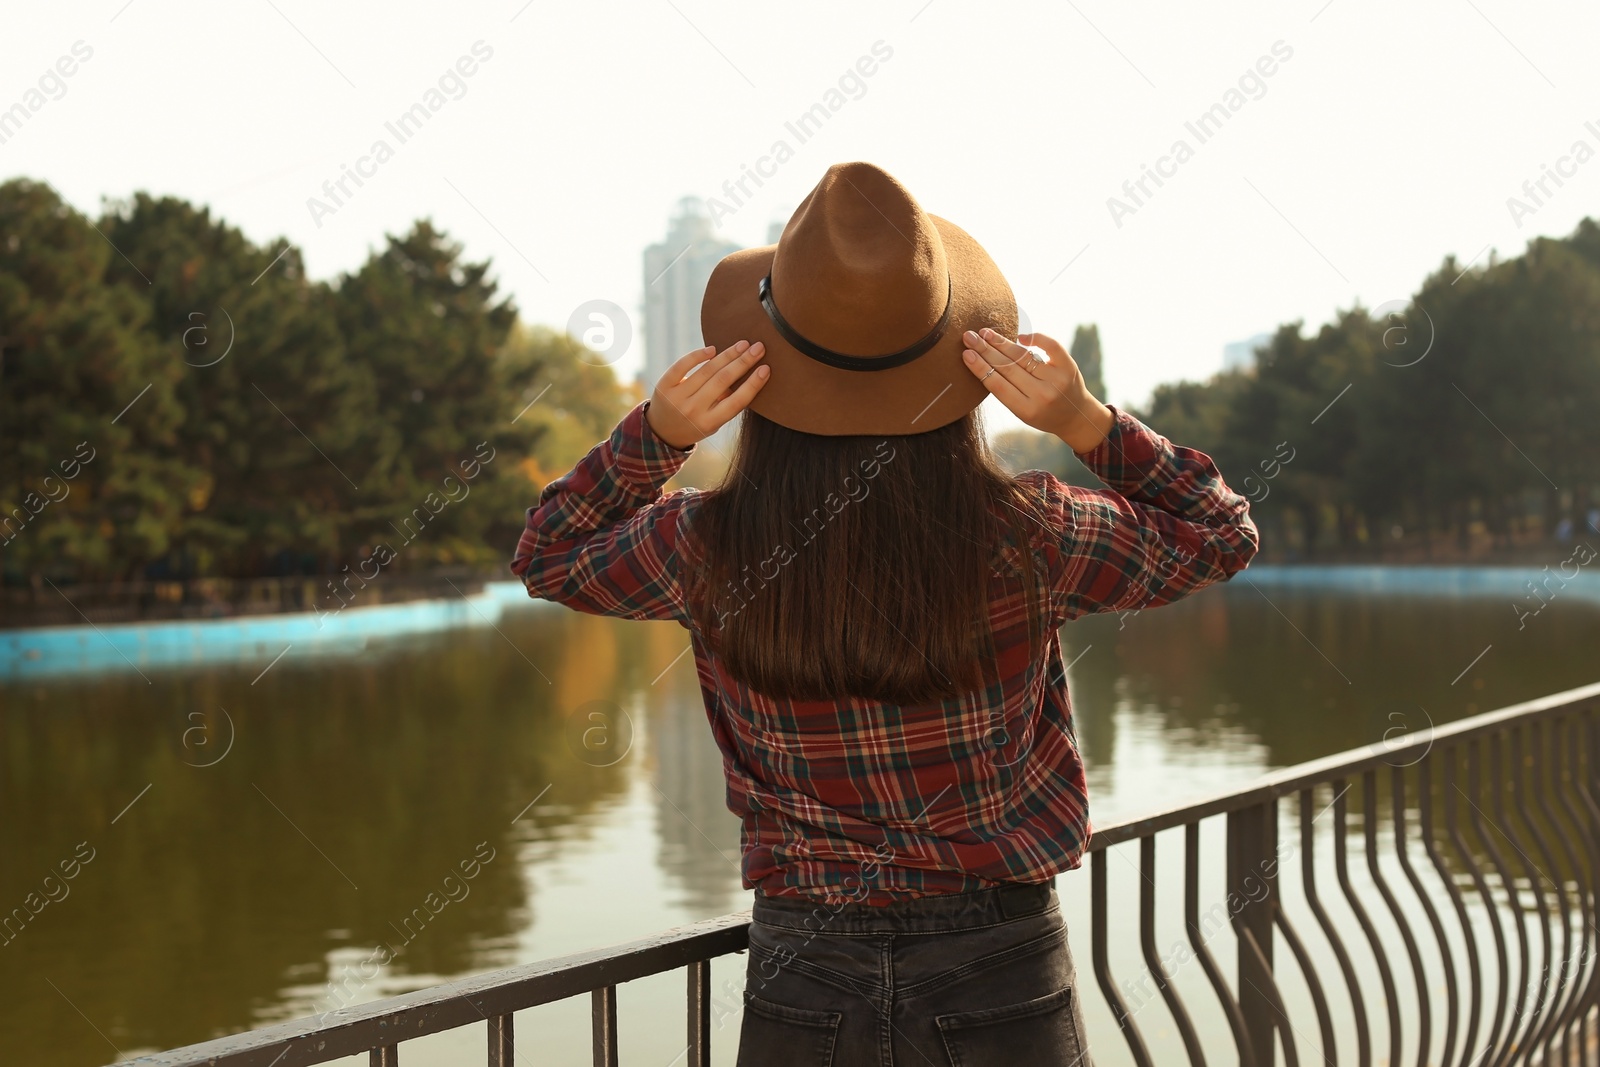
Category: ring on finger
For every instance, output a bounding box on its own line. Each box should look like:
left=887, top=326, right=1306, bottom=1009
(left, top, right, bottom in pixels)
left=980, top=367, right=996, bottom=382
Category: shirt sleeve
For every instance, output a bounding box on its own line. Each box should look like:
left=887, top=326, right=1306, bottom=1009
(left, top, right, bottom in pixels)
left=1028, top=405, right=1260, bottom=622
left=510, top=399, right=697, bottom=624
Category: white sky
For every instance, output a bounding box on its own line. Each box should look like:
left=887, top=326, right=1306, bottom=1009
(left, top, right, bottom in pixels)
left=6, top=0, right=1599, bottom=428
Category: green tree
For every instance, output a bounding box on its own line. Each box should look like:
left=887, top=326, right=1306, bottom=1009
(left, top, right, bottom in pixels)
left=1069, top=324, right=1106, bottom=401
left=0, top=180, right=196, bottom=580
left=1140, top=370, right=1252, bottom=457
left=333, top=221, right=541, bottom=567
left=500, top=323, right=634, bottom=486
left=1132, top=215, right=1600, bottom=560
left=98, top=193, right=369, bottom=576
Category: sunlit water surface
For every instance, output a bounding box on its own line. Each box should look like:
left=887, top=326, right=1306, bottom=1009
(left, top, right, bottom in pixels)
left=3, top=570, right=1597, bottom=1066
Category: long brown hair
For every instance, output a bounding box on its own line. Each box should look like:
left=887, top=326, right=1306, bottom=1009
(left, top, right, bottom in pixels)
left=682, top=409, right=1048, bottom=704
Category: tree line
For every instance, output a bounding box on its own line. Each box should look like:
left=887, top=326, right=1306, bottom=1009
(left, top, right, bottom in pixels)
left=1000, top=218, right=1600, bottom=560
left=6, top=176, right=1597, bottom=582
left=0, top=179, right=631, bottom=584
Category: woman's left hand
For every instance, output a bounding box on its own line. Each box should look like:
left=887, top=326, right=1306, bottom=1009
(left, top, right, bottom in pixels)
left=646, top=340, right=770, bottom=450
left=962, top=328, right=1113, bottom=454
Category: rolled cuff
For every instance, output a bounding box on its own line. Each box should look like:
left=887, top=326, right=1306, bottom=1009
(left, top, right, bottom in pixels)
left=614, top=400, right=695, bottom=490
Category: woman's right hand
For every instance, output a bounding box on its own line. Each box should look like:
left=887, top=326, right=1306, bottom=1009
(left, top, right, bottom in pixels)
left=961, top=328, right=1114, bottom=454
left=646, top=340, right=769, bottom=450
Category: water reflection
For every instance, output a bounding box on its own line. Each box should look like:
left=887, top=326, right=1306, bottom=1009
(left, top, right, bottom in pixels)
left=1066, top=583, right=1600, bottom=824
left=0, top=580, right=1595, bottom=1065
left=646, top=637, right=744, bottom=915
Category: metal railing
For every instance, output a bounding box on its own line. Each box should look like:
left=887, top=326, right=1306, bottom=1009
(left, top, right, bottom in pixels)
left=1088, top=678, right=1600, bottom=1067
left=123, top=680, right=1600, bottom=1067
left=122, top=912, right=751, bottom=1067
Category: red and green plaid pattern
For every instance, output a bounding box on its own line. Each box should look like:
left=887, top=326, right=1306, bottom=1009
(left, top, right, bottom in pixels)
left=512, top=400, right=1258, bottom=905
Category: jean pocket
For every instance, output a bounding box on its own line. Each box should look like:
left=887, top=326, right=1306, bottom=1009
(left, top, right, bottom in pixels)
left=935, top=986, right=1087, bottom=1067
left=735, top=990, right=843, bottom=1067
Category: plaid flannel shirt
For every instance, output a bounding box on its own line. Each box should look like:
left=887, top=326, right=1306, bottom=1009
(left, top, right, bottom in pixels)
left=511, top=400, right=1258, bottom=905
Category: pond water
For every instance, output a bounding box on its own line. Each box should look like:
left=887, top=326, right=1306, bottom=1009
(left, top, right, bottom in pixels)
left=2, top=567, right=1598, bottom=1066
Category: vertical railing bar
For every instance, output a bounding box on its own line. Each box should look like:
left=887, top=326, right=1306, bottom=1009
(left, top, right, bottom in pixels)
left=1092, top=848, right=1156, bottom=1067
left=1421, top=753, right=1473, bottom=1067
left=1185, top=821, right=1258, bottom=1067
left=371, top=1046, right=398, bottom=1067
left=1361, top=768, right=1426, bottom=1066
left=1392, top=760, right=1458, bottom=1067
left=1580, top=710, right=1593, bottom=1067
left=1510, top=722, right=1564, bottom=1062
left=1481, top=737, right=1534, bottom=1067
left=1230, top=801, right=1279, bottom=1065
left=1566, top=710, right=1600, bottom=1062
left=1555, top=713, right=1593, bottom=1062
left=1138, top=833, right=1207, bottom=1065
left=1542, top=718, right=1578, bottom=1067
left=1553, top=712, right=1600, bottom=1062
left=592, top=985, right=619, bottom=1067
left=1335, top=778, right=1399, bottom=1066
left=1461, top=739, right=1516, bottom=1066
left=1446, top=741, right=1501, bottom=1067
left=1499, top=727, right=1552, bottom=1067
left=487, top=1013, right=513, bottom=1067
left=1572, top=710, right=1600, bottom=1063
left=1369, top=762, right=1434, bottom=1067
left=1270, top=902, right=1337, bottom=1065
left=1542, top=730, right=1568, bottom=1067
left=1303, top=782, right=1370, bottom=1067
left=1237, top=923, right=1303, bottom=1067
left=687, top=959, right=711, bottom=1067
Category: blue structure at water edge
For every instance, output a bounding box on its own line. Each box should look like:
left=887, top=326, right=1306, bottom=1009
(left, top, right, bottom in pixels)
left=1241, top=562, right=1600, bottom=604
left=1, top=580, right=541, bottom=682
left=4, top=566, right=1596, bottom=682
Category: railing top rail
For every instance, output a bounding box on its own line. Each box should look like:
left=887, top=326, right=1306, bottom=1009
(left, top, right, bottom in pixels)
left=120, top=911, right=751, bottom=1067
left=1086, top=678, right=1600, bottom=849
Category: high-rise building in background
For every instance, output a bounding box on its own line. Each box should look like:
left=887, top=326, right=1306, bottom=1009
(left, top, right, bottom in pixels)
left=1222, top=332, right=1273, bottom=373
left=641, top=201, right=794, bottom=455
left=641, top=197, right=741, bottom=390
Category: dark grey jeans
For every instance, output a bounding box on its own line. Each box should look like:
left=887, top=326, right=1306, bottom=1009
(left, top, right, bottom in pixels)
left=735, top=880, right=1092, bottom=1067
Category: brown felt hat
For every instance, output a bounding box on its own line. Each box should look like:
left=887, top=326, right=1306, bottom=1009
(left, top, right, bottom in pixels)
left=700, top=161, right=1017, bottom=436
